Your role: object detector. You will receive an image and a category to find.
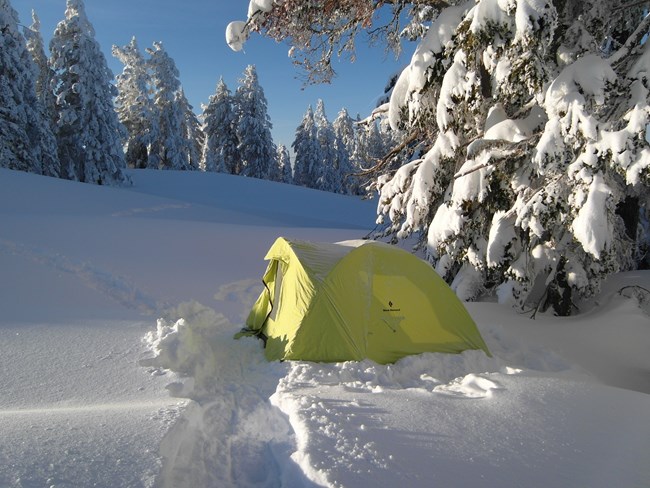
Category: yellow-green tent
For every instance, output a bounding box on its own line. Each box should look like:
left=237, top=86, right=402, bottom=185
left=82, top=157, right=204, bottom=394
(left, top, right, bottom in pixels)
left=240, top=237, right=490, bottom=364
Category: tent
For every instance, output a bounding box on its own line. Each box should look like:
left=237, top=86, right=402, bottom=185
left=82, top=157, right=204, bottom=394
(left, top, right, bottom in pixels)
left=240, top=237, right=491, bottom=364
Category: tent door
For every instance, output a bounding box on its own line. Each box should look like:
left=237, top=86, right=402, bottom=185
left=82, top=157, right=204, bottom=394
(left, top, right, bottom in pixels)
left=269, top=261, right=283, bottom=321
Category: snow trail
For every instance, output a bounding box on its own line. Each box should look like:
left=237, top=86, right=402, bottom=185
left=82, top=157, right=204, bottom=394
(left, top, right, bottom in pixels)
left=0, top=237, right=167, bottom=315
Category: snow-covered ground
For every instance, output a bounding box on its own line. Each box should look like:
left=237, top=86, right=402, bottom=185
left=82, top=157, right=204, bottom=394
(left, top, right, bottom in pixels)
left=1, top=167, right=649, bottom=487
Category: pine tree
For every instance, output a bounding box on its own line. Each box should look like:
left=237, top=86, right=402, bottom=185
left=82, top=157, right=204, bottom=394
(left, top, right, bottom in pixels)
left=292, top=105, right=321, bottom=188
left=333, top=108, right=356, bottom=160
left=314, top=99, right=341, bottom=192
left=276, top=143, right=293, bottom=183
left=49, top=0, right=128, bottom=185
left=24, top=11, right=52, bottom=108
left=23, top=10, right=60, bottom=177
left=235, top=0, right=650, bottom=315
left=356, top=120, right=384, bottom=168
left=112, top=37, right=159, bottom=169
left=178, top=88, right=202, bottom=171
left=375, top=1, right=650, bottom=313
left=0, top=0, right=60, bottom=177
left=332, top=107, right=357, bottom=194
left=147, top=41, right=190, bottom=171
left=201, top=78, right=240, bottom=174
left=234, top=65, right=276, bottom=179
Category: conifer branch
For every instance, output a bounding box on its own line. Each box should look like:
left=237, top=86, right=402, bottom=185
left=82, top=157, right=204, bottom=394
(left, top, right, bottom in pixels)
left=608, top=11, right=650, bottom=65
left=453, top=136, right=540, bottom=179
left=351, top=129, right=422, bottom=178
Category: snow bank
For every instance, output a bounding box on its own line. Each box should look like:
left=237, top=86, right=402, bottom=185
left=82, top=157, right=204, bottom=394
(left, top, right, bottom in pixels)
left=141, top=301, right=522, bottom=487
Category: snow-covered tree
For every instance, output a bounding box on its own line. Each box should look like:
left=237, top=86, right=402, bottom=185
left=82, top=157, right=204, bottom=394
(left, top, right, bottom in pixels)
left=232, top=0, right=650, bottom=315
left=376, top=1, right=650, bottom=315
left=113, top=37, right=159, bottom=169
left=23, top=10, right=60, bottom=178
left=201, top=78, right=240, bottom=174
left=234, top=65, right=276, bottom=179
left=147, top=41, right=191, bottom=171
left=24, top=11, right=52, bottom=108
left=333, top=107, right=357, bottom=194
left=49, top=0, right=128, bottom=185
left=314, top=99, right=341, bottom=192
left=178, top=88, right=202, bottom=171
left=292, top=105, right=321, bottom=188
left=276, top=143, right=293, bottom=183
left=0, top=1, right=60, bottom=177
left=357, top=120, right=386, bottom=168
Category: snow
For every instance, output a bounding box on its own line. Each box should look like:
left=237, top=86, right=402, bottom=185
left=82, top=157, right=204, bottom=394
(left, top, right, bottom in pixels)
left=1, top=167, right=650, bottom=487
left=542, top=55, right=616, bottom=142
left=468, top=0, right=553, bottom=44
left=487, top=210, right=517, bottom=266
left=226, top=21, right=248, bottom=52
left=248, top=0, right=274, bottom=18
left=571, top=172, right=613, bottom=260
left=388, top=2, right=470, bottom=130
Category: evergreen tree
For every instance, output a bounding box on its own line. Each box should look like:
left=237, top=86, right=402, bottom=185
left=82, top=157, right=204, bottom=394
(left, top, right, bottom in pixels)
left=0, top=0, right=59, bottom=177
left=333, top=108, right=356, bottom=160
left=356, top=120, right=385, bottom=168
left=333, top=107, right=357, bottom=194
left=234, top=65, right=276, bottom=179
left=178, top=88, right=202, bottom=171
left=276, top=143, right=293, bottom=183
left=292, top=105, right=321, bottom=188
left=235, top=0, right=650, bottom=315
left=147, top=41, right=190, bottom=170
left=375, top=1, right=650, bottom=313
left=24, top=11, right=51, bottom=107
left=49, top=0, right=128, bottom=185
left=112, top=37, right=159, bottom=169
left=200, top=78, right=240, bottom=174
left=314, top=99, right=341, bottom=192
left=23, top=10, right=60, bottom=178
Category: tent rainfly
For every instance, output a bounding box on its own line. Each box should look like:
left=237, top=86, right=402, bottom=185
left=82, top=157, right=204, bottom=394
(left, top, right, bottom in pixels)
left=239, top=237, right=491, bottom=364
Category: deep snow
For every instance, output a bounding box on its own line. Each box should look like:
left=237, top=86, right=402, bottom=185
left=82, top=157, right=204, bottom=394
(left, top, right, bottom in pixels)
left=1, top=167, right=649, bottom=487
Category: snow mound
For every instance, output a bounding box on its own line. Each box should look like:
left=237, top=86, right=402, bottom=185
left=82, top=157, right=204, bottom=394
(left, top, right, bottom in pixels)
left=432, top=372, right=505, bottom=398
left=275, top=349, right=506, bottom=393
left=141, top=302, right=299, bottom=487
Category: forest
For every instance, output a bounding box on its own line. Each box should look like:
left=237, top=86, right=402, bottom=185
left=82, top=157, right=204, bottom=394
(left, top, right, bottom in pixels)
left=1, top=0, right=387, bottom=193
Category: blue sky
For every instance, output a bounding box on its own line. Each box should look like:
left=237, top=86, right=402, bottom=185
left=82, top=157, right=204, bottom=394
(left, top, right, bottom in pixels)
left=11, top=0, right=411, bottom=148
